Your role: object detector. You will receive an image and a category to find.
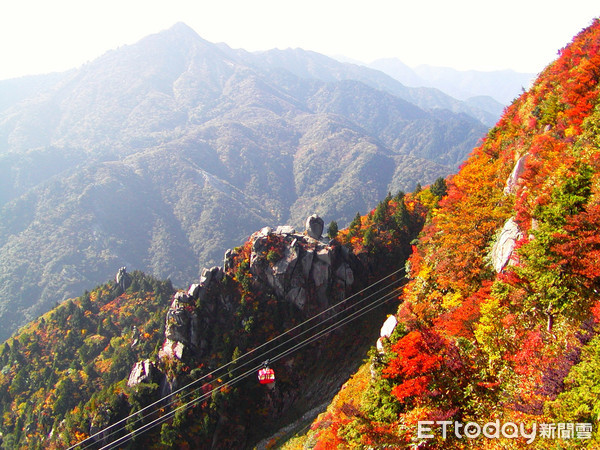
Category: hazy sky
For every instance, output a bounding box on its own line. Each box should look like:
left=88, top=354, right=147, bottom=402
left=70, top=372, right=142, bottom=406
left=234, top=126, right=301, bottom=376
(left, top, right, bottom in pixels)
left=1, top=0, right=598, bottom=81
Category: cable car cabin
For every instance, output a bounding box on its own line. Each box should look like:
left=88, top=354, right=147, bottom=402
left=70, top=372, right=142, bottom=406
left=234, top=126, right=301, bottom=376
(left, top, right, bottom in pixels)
left=258, top=366, right=275, bottom=385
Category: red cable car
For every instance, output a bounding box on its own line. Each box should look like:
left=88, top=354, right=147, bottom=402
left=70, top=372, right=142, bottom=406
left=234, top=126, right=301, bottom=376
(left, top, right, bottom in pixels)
left=258, top=362, right=275, bottom=385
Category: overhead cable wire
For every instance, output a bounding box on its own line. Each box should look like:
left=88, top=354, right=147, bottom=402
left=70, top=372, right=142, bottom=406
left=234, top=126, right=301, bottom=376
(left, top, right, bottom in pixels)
left=78, top=273, right=405, bottom=449
left=72, top=266, right=407, bottom=449
left=73, top=267, right=405, bottom=449
left=97, top=283, right=403, bottom=450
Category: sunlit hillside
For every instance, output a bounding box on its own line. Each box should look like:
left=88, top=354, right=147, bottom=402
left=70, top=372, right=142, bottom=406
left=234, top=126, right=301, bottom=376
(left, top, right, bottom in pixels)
left=295, top=17, right=600, bottom=449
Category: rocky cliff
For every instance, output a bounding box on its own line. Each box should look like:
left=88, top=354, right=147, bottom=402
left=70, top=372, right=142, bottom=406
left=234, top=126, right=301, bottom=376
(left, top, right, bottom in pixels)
left=151, top=215, right=359, bottom=364
left=118, top=214, right=393, bottom=447
left=116, top=208, right=415, bottom=448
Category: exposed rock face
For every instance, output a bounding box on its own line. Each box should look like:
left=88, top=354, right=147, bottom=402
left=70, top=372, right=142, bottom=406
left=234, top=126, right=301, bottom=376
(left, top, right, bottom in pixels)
left=127, top=359, right=158, bottom=387
left=491, top=217, right=522, bottom=273
left=275, top=225, right=295, bottom=235
left=248, top=224, right=357, bottom=312
left=305, top=214, right=324, bottom=240
left=504, top=154, right=528, bottom=195
left=376, top=315, right=398, bottom=353
left=115, top=266, right=132, bottom=291
left=148, top=215, right=362, bottom=369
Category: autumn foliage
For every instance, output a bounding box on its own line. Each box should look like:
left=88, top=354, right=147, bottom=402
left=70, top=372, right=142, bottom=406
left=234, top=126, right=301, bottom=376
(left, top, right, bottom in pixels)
left=305, top=17, right=600, bottom=449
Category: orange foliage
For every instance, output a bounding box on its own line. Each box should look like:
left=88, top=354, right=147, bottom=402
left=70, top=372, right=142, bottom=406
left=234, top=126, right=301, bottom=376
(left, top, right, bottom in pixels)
left=383, top=330, right=444, bottom=402
left=434, top=282, right=491, bottom=339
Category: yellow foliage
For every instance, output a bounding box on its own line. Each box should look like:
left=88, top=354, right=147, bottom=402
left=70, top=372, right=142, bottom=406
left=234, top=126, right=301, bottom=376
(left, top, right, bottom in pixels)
left=416, top=189, right=438, bottom=210
left=442, top=291, right=463, bottom=309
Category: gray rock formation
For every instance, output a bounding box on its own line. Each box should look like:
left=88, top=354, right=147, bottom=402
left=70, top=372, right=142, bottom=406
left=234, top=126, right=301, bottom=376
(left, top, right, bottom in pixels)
left=305, top=214, right=324, bottom=240
left=247, top=223, right=356, bottom=311
left=127, top=359, right=157, bottom=387
left=151, top=215, right=360, bottom=366
left=504, top=154, right=528, bottom=195
left=490, top=217, right=522, bottom=273
left=275, top=225, right=296, bottom=235
left=115, top=266, right=132, bottom=291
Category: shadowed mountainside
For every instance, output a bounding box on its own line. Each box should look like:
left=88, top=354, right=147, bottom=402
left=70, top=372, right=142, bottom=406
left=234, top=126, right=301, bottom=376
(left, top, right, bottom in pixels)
left=0, top=22, right=488, bottom=339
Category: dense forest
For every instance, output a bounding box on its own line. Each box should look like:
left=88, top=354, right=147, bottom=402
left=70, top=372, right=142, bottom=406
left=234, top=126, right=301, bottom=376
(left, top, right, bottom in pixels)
left=289, top=17, right=600, bottom=449
left=0, top=185, right=433, bottom=447
left=1, top=16, right=599, bottom=450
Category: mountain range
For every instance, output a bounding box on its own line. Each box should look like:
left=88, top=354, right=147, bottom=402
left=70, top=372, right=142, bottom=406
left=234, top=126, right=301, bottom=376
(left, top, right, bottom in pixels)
left=0, top=22, right=495, bottom=338
left=0, top=16, right=598, bottom=449
left=368, top=57, right=535, bottom=105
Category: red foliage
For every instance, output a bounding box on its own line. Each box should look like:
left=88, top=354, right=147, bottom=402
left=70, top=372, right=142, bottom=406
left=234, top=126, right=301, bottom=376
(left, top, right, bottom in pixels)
left=592, top=301, right=600, bottom=323
left=552, top=203, right=600, bottom=289
left=383, top=329, right=444, bottom=402
left=510, top=328, right=545, bottom=376
left=434, top=282, right=491, bottom=339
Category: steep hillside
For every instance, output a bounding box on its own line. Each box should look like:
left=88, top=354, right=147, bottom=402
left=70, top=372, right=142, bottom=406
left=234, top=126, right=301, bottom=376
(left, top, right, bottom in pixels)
left=296, top=17, right=600, bottom=449
left=0, top=199, right=427, bottom=448
left=0, top=23, right=488, bottom=340
left=0, top=270, right=174, bottom=448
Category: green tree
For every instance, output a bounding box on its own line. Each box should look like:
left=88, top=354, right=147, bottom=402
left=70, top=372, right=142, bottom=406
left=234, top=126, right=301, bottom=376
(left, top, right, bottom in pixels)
left=373, top=193, right=392, bottom=226
left=327, top=220, right=339, bottom=239
left=394, top=199, right=410, bottom=231
left=363, top=228, right=375, bottom=249
left=548, top=334, right=600, bottom=431
left=349, top=212, right=362, bottom=230
left=347, top=212, right=362, bottom=239
left=430, top=177, right=448, bottom=198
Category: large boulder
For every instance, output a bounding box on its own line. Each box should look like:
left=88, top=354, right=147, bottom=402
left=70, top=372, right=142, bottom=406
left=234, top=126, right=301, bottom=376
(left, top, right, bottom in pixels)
left=275, top=225, right=296, bottom=235
left=115, top=266, right=132, bottom=291
left=305, top=214, right=324, bottom=240
left=491, top=217, right=522, bottom=272
left=127, top=359, right=157, bottom=387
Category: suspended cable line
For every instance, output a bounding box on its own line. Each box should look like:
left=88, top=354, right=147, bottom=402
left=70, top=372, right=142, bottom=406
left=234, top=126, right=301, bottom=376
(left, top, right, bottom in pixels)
left=71, top=266, right=407, bottom=449
left=98, top=284, right=403, bottom=450
left=78, top=274, right=405, bottom=449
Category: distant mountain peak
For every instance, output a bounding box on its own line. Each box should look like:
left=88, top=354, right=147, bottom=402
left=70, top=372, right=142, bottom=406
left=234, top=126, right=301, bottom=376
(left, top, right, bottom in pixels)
left=163, top=22, right=203, bottom=41
left=138, top=21, right=213, bottom=50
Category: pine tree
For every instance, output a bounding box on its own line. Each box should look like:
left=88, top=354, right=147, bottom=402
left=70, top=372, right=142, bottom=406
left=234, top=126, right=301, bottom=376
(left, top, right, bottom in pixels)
left=327, top=220, right=339, bottom=239
left=430, top=177, right=448, bottom=198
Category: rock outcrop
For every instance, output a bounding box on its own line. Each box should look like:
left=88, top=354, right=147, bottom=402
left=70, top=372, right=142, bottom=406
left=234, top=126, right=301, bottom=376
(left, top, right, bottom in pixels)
left=305, top=214, right=325, bottom=240
left=247, top=222, right=356, bottom=313
left=127, top=359, right=159, bottom=387
left=504, top=154, right=528, bottom=195
left=490, top=217, right=522, bottom=273
left=376, top=315, right=398, bottom=353
left=115, top=266, right=132, bottom=291
left=141, top=215, right=362, bottom=370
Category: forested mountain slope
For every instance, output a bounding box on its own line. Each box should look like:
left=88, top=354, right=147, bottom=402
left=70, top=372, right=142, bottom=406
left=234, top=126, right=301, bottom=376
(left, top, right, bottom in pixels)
left=0, top=23, right=488, bottom=340
left=0, top=197, right=429, bottom=447
left=292, top=17, right=600, bottom=449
